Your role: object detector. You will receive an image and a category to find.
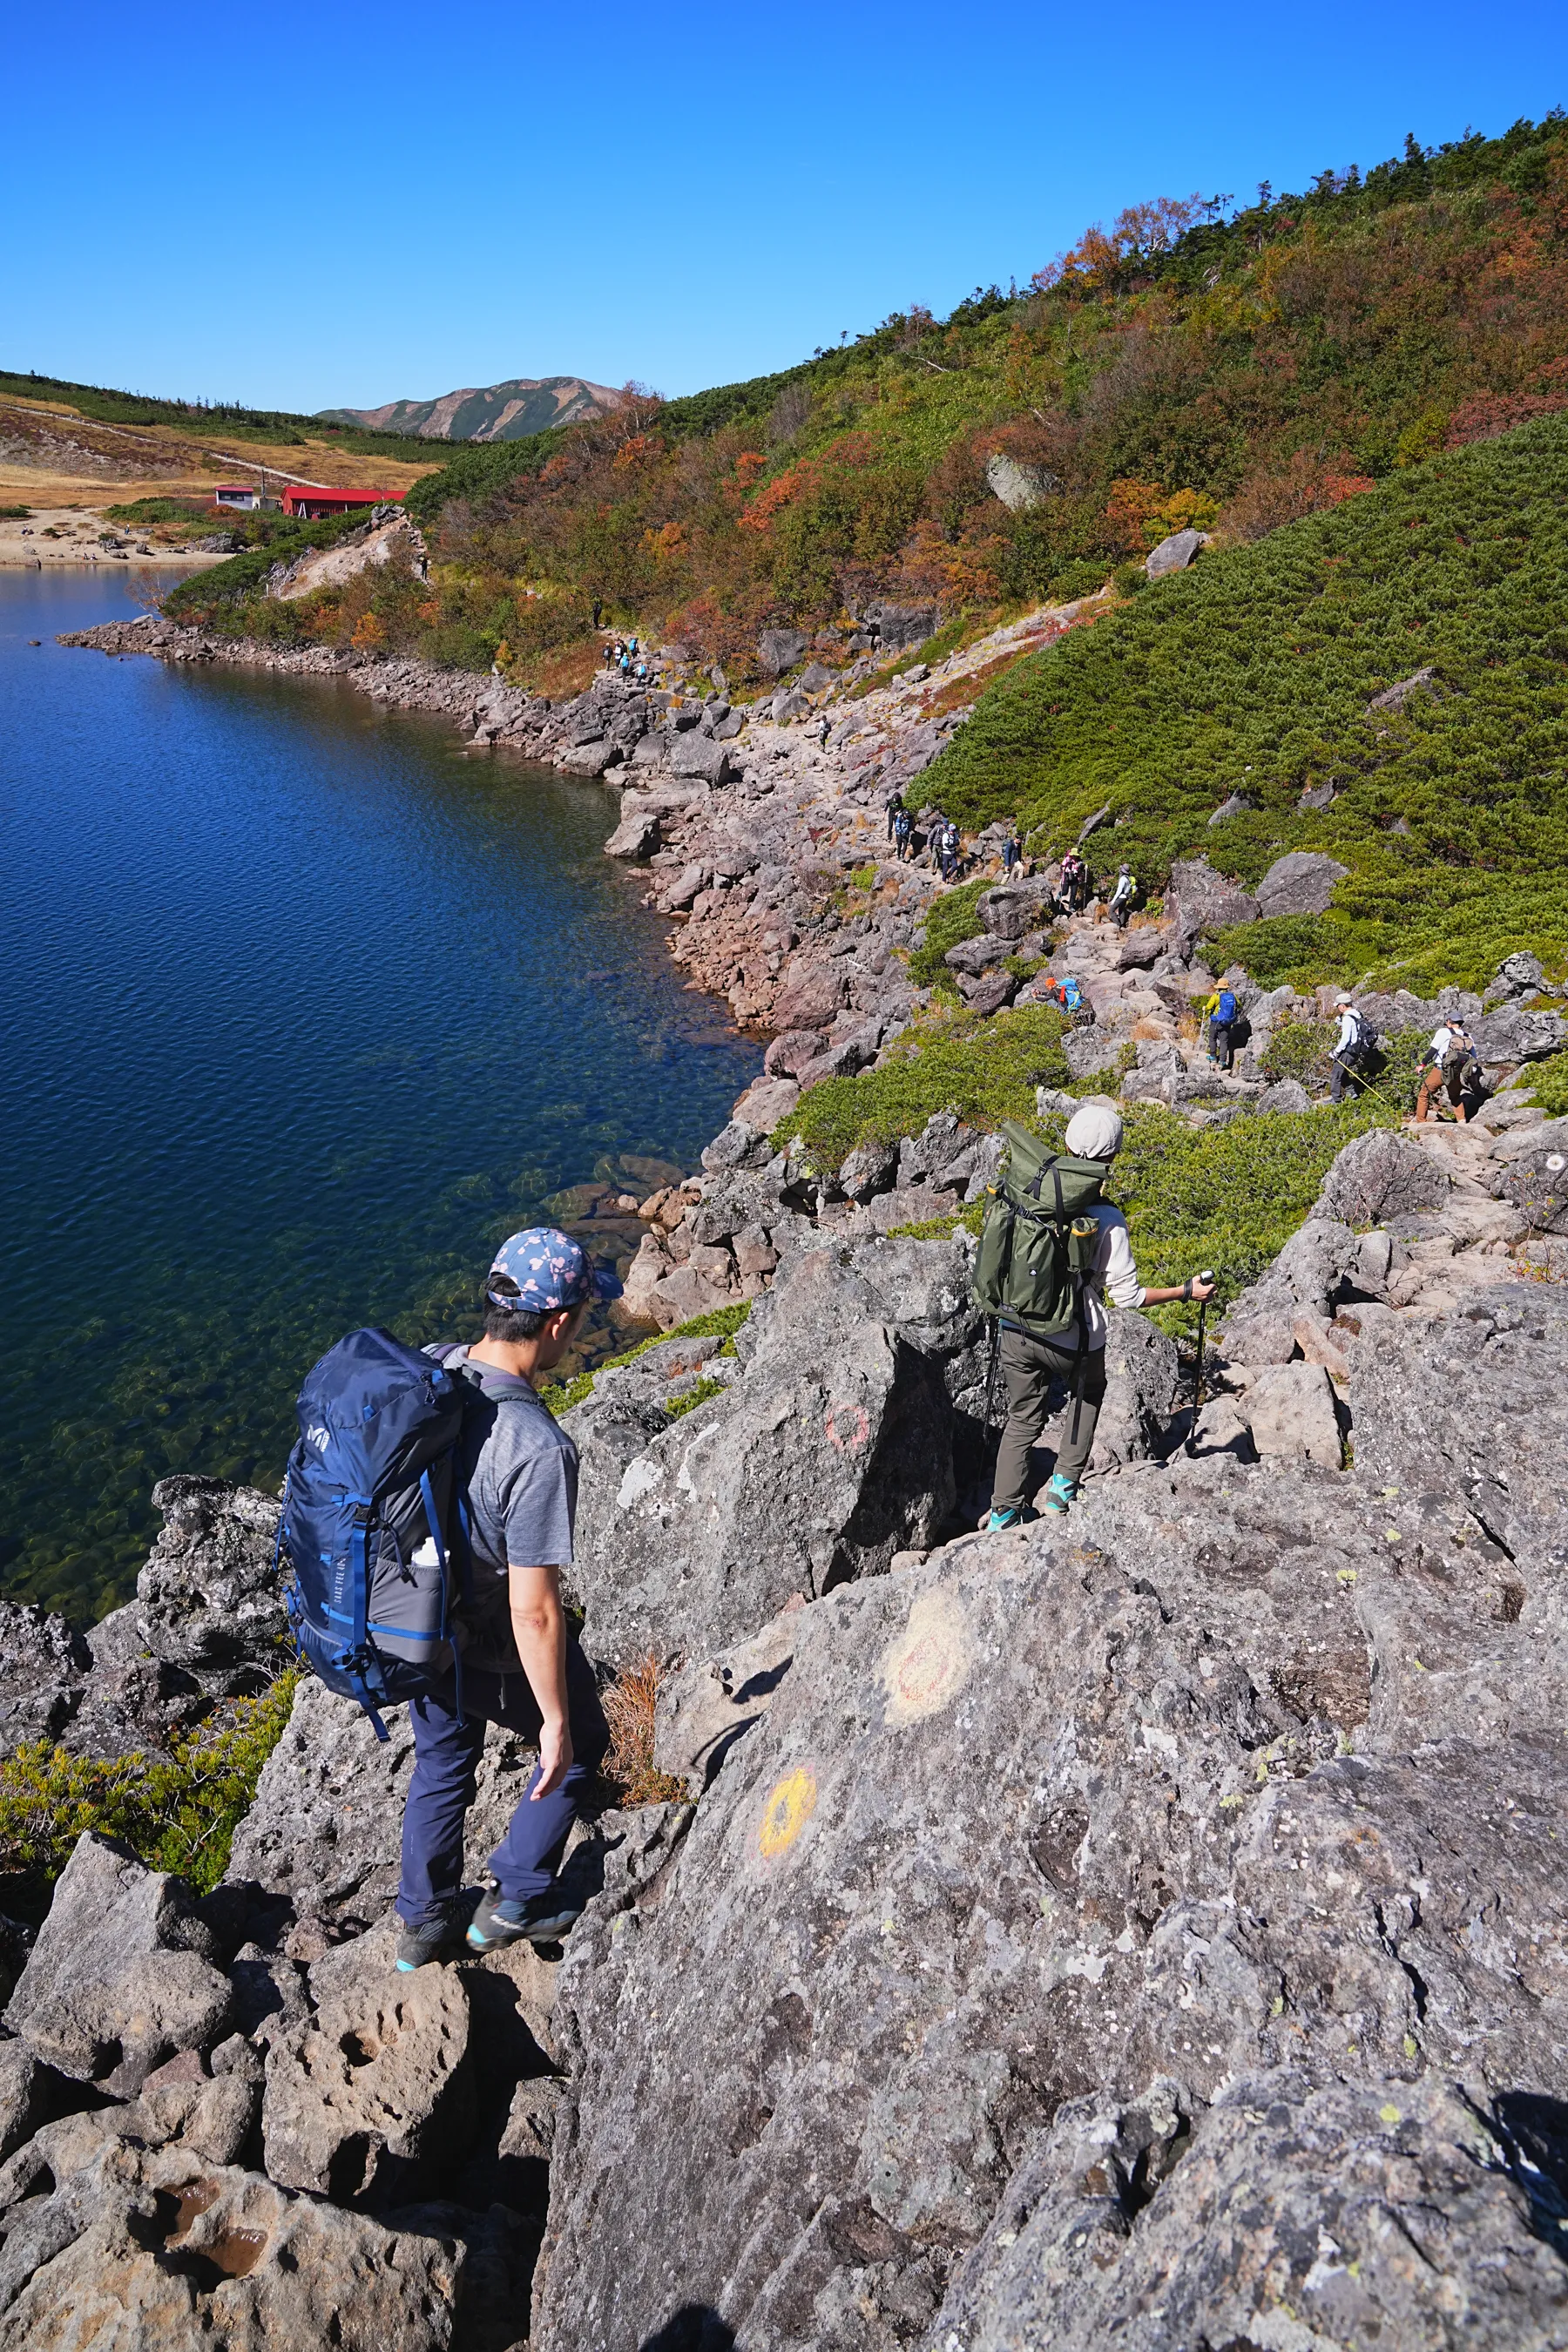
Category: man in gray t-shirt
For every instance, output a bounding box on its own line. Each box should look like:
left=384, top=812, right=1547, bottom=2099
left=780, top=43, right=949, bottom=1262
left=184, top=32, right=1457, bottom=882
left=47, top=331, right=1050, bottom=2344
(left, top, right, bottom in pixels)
left=395, top=1227, right=618, bottom=1973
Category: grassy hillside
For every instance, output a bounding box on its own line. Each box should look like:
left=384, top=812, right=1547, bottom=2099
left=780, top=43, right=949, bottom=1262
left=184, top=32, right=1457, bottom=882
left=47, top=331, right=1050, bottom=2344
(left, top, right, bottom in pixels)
left=0, top=368, right=429, bottom=461
left=175, top=112, right=1568, bottom=687
left=921, top=410, right=1568, bottom=991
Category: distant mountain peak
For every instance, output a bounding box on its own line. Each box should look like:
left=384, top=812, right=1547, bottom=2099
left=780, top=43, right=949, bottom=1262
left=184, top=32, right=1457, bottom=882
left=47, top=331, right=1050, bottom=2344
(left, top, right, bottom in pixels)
left=316, top=376, right=624, bottom=443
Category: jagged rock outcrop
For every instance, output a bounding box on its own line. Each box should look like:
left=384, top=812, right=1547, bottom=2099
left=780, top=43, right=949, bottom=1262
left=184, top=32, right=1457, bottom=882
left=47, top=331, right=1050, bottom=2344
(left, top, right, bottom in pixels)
left=6, top=1834, right=233, bottom=2094
left=533, top=1288, right=1568, bottom=2349
left=930, top=2070, right=1568, bottom=2349
left=564, top=1240, right=970, bottom=1668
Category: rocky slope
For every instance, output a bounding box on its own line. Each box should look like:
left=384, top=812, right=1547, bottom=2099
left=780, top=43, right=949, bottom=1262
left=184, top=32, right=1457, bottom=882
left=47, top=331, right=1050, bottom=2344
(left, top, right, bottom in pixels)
left=2, top=1087, right=1567, bottom=2345
left=319, top=376, right=624, bottom=443
left=33, top=596, right=1568, bottom=2347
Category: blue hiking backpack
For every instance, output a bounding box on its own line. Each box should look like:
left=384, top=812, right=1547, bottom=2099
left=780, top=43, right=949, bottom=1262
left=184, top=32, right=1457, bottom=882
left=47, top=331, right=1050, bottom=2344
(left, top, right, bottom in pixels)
left=1062, top=976, right=1083, bottom=1012
left=276, top=1328, right=473, bottom=1740
left=1216, top=988, right=1238, bottom=1024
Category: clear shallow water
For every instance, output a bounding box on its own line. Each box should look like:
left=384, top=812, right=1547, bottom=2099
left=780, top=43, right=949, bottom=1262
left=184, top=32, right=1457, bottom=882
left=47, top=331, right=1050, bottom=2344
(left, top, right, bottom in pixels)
left=0, top=570, right=760, bottom=1617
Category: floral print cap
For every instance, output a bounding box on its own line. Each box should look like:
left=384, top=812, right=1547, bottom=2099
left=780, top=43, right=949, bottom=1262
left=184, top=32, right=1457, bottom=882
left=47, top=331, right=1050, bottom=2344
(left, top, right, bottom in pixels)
left=488, top=1227, right=624, bottom=1312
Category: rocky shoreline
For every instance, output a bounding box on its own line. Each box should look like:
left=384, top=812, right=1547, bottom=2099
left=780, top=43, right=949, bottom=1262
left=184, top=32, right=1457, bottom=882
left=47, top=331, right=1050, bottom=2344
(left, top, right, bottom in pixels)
left=20, top=608, right=1568, bottom=2348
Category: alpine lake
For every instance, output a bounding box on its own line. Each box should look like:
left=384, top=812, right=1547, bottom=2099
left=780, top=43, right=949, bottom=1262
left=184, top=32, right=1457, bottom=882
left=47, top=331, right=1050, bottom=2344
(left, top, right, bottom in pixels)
left=0, top=568, right=762, bottom=1618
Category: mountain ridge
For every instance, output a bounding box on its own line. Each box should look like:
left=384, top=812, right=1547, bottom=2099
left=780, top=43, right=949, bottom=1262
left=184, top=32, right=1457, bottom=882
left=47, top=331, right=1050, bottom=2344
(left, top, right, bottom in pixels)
left=317, top=374, right=623, bottom=443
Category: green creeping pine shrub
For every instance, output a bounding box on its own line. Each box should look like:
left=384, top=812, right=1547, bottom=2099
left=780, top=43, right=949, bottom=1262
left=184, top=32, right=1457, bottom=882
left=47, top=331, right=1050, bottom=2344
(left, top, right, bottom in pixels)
left=1522, top=1051, right=1568, bottom=1118
left=1111, top=1102, right=1391, bottom=1337
left=666, top=1375, right=727, bottom=1421
left=773, top=1004, right=1072, bottom=1173
left=537, top=1302, right=752, bottom=1417
left=104, top=497, right=210, bottom=524
left=403, top=427, right=567, bottom=526
left=1207, top=915, right=1360, bottom=992
left=923, top=412, right=1568, bottom=997
left=906, top=879, right=992, bottom=987
left=1260, top=1019, right=1337, bottom=1089
left=0, top=1670, right=298, bottom=1908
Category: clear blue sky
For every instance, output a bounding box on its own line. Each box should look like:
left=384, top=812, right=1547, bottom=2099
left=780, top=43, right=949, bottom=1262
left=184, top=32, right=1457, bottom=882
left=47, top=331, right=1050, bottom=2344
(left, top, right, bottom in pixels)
left=3, top=1, right=1564, bottom=416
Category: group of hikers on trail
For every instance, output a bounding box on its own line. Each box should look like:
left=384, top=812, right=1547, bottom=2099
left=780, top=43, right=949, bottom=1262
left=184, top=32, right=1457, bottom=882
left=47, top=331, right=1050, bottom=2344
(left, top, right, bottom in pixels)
left=602, top=633, right=646, bottom=679
left=1328, top=995, right=1482, bottom=1120
left=271, top=789, right=1491, bottom=1977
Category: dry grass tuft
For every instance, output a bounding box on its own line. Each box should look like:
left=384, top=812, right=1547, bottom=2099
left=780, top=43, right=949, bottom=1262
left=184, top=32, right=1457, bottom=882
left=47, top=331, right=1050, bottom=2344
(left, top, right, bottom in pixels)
left=602, top=1653, right=690, bottom=1807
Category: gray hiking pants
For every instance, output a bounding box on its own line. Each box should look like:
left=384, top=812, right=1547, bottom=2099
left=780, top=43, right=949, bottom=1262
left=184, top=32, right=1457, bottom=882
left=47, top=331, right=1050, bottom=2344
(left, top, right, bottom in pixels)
left=990, top=1325, right=1107, bottom=1512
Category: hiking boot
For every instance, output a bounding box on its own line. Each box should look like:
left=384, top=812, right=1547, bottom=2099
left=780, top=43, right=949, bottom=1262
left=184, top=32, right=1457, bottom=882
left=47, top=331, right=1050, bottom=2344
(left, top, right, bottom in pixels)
left=1041, top=1472, right=1078, bottom=1515
left=984, top=1504, right=1039, bottom=1531
left=466, top=1888, right=583, bottom=1954
left=395, top=1914, right=463, bottom=1972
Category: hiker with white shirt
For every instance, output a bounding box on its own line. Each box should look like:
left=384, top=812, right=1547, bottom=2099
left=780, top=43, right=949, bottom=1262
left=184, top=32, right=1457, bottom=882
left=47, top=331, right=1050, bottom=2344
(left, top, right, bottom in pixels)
left=1416, top=1020, right=1477, bottom=1122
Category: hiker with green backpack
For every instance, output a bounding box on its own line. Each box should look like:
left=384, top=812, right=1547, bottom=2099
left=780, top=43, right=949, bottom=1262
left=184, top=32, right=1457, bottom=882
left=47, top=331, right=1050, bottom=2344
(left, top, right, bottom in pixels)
left=974, top=1104, right=1215, bottom=1526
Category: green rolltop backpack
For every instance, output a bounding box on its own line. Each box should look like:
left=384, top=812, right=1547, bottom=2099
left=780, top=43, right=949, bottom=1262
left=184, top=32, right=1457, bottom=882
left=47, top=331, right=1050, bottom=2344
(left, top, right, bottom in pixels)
left=974, top=1120, right=1105, bottom=1342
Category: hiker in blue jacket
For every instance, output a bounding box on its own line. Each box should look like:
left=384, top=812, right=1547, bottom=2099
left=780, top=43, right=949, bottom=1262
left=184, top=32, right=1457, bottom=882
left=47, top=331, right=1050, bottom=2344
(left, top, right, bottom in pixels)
left=395, top=1227, right=618, bottom=1971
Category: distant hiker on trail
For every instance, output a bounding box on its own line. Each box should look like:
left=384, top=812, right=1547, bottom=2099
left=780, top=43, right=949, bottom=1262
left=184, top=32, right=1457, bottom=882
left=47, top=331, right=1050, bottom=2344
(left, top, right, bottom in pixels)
left=1203, top=983, right=1240, bottom=1071
left=975, top=1105, right=1215, bottom=1527
left=1416, top=1020, right=1478, bottom=1123
left=1059, top=849, right=1086, bottom=912
left=1329, top=993, right=1377, bottom=1103
left=893, top=807, right=913, bottom=857
left=1001, top=827, right=1021, bottom=877
left=943, top=821, right=962, bottom=881
left=886, top=790, right=904, bottom=843
left=591, top=598, right=603, bottom=629
left=1106, top=863, right=1136, bottom=929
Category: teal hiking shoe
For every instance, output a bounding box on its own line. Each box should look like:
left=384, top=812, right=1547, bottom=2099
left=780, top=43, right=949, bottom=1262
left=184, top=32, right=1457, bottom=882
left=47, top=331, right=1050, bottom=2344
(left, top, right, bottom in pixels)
left=466, top=1888, right=583, bottom=1954
left=984, top=1504, right=1039, bottom=1531
left=1041, top=1472, right=1078, bottom=1515
left=395, top=1913, right=463, bottom=1972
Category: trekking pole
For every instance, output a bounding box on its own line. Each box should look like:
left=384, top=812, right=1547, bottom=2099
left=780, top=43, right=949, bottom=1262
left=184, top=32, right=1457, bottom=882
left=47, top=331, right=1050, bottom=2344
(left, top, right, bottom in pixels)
left=1185, top=1274, right=1215, bottom=1456
left=983, top=1315, right=1000, bottom=1446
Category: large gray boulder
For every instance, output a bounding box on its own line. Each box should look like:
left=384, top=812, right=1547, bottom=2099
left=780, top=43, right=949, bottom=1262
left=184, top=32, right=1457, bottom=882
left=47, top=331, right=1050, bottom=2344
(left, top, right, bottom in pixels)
left=1489, top=1120, right=1568, bottom=1236
left=534, top=1429, right=1568, bottom=2351
left=6, top=1834, right=233, bottom=2093
left=1166, top=857, right=1259, bottom=940
left=263, top=1965, right=476, bottom=2200
left=866, top=603, right=936, bottom=652
left=1144, top=526, right=1207, bottom=579
left=604, top=803, right=661, bottom=860
left=1091, top=1310, right=1182, bottom=1468
left=1473, top=1001, right=1568, bottom=1064
left=1315, top=1126, right=1450, bottom=1227
left=984, top=451, right=1057, bottom=511
left=0, top=2130, right=473, bottom=2349
left=667, top=733, right=733, bottom=785
left=758, top=627, right=809, bottom=677
left=0, top=1605, right=88, bottom=1758
left=977, top=877, right=1057, bottom=940
left=930, top=2070, right=1568, bottom=2350
left=563, top=1244, right=961, bottom=1669
left=86, top=1477, right=285, bottom=1700
left=1254, top=848, right=1348, bottom=917
left=1351, top=1286, right=1568, bottom=1588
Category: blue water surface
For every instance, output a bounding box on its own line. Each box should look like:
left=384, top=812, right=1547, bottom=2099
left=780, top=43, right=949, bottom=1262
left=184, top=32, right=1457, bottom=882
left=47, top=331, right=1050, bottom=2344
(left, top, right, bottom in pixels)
left=0, top=568, right=760, bottom=1614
